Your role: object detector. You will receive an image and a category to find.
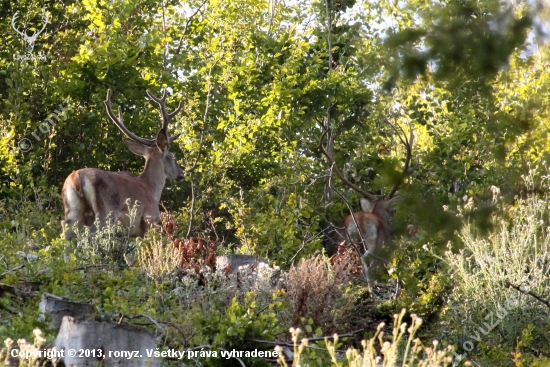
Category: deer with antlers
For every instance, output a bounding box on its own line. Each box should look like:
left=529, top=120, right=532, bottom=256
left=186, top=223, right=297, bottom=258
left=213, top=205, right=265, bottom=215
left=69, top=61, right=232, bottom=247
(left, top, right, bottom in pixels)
left=61, top=89, right=185, bottom=243
left=320, top=126, right=414, bottom=289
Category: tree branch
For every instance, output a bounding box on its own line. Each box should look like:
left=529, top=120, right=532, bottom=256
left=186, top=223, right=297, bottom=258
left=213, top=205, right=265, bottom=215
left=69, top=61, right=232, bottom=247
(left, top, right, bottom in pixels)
left=318, top=129, right=378, bottom=201
left=0, top=264, right=25, bottom=280
left=0, top=282, right=34, bottom=299
left=175, top=0, right=209, bottom=55
left=506, top=281, right=550, bottom=309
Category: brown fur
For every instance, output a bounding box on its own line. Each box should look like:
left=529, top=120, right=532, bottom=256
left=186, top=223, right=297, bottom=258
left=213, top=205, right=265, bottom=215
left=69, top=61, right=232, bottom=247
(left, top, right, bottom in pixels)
left=332, top=199, right=394, bottom=255
left=370, top=201, right=391, bottom=247
left=334, top=211, right=388, bottom=253
left=328, top=197, right=399, bottom=285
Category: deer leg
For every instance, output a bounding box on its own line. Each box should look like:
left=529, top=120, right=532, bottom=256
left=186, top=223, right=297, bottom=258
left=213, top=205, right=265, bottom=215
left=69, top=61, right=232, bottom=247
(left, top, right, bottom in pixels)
left=62, top=212, right=76, bottom=241
left=62, top=216, right=80, bottom=262
left=361, top=223, right=378, bottom=253
left=61, top=217, right=80, bottom=241
left=62, top=190, right=88, bottom=261
left=62, top=184, right=87, bottom=240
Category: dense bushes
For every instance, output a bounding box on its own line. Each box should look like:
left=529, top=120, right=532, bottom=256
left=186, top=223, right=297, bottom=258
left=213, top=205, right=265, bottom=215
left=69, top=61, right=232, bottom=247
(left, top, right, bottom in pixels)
left=3, top=180, right=550, bottom=365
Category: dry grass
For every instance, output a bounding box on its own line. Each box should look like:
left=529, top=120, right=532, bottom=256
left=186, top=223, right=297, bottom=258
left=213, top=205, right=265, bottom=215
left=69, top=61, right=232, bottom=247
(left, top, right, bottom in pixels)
left=277, top=310, right=455, bottom=367
left=287, top=254, right=356, bottom=333
left=136, top=234, right=183, bottom=286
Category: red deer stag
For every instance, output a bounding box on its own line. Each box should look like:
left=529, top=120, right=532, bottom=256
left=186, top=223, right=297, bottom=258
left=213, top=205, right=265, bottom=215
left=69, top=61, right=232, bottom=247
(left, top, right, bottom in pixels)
left=319, top=128, right=414, bottom=288
left=61, top=89, right=185, bottom=242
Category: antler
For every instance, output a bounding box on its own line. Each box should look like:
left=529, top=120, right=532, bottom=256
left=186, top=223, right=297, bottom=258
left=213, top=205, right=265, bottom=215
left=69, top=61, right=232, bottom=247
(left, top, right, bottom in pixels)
left=318, top=129, right=379, bottom=202
left=11, top=12, right=27, bottom=38
left=146, top=89, right=183, bottom=132
left=385, top=124, right=414, bottom=200
left=35, top=11, right=49, bottom=36
left=104, top=89, right=158, bottom=147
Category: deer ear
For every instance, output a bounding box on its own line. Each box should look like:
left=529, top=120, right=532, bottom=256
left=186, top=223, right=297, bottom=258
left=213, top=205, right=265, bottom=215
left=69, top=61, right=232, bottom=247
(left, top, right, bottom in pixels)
left=156, top=129, right=168, bottom=152
left=123, top=140, right=147, bottom=156
left=360, top=198, right=373, bottom=212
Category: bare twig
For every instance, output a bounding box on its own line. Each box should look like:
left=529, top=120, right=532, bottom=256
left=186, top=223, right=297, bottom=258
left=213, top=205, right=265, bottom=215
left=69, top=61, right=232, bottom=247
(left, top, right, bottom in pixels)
left=384, top=121, right=414, bottom=199
left=187, top=62, right=216, bottom=237
left=326, top=165, right=375, bottom=290
left=129, top=314, right=166, bottom=336
left=266, top=0, right=277, bottom=40
left=286, top=230, right=325, bottom=266
left=186, top=177, right=196, bottom=238
left=251, top=329, right=363, bottom=346
left=72, top=264, right=111, bottom=271
left=175, top=0, right=209, bottom=55
left=322, top=0, right=335, bottom=201
left=183, top=326, right=212, bottom=346
left=318, top=129, right=378, bottom=201
left=327, top=164, right=367, bottom=255
left=308, top=329, right=364, bottom=341
left=0, top=264, right=25, bottom=280
left=161, top=0, right=167, bottom=70
left=324, top=0, right=333, bottom=69
left=219, top=347, right=247, bottom=366
left=188, top=61, right=216, bottom=173
left=506, top=281, right=550, bottom=309
left=256, top=339, right=333, bottom=352
left=0, top=303, right=17, bottom=314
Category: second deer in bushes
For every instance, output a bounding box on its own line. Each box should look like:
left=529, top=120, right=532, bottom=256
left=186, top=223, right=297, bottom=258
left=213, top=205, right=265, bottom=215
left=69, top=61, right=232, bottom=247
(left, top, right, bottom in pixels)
left=320, top=128, right=414, bottom=289
left=332, top=197, right=398, bottom=256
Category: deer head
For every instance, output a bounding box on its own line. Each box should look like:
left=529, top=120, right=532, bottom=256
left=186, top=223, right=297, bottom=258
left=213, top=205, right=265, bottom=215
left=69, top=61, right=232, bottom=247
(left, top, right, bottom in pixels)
left=319, top=123, right=414, bottom=289
left=104, top=89, right=185, bottom=182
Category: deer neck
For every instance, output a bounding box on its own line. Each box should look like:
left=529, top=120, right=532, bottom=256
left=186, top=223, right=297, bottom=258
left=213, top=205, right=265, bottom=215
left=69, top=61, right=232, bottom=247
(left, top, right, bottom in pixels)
left=140, top=156, right=167, bottom=203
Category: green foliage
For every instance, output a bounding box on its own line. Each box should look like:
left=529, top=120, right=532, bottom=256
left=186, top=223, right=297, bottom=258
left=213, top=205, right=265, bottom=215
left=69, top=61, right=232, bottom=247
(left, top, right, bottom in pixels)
left=385, top=0, right=532, bottom=85
left=194, top=293, right=280, bottom=366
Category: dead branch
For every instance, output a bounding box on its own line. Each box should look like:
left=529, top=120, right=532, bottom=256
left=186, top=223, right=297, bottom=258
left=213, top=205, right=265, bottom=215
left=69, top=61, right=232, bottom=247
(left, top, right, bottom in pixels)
left=0, top=264, right=25, bottom=280
left=506, top=281, right=550, bottom=309
left=0, top=282, right=35, bottom=299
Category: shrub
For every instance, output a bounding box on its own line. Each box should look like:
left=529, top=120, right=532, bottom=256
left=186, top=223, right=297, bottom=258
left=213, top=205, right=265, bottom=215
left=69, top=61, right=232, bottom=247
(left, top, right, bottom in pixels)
left=136, top=231, right=183, bottom=287
left=70, top=200, right=140, bottom=268
left=0, top=329, right=54, bottom=367
left=439, top=174, right=550, bottom=362
left=286, top=254, right=357, bottom=335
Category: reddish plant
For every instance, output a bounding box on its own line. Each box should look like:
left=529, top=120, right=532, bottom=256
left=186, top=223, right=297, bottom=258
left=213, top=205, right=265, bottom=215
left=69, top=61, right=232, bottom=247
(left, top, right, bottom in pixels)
left=161, top=213, right=217, bottom=274
left=330, top=247, right=363, bottom=278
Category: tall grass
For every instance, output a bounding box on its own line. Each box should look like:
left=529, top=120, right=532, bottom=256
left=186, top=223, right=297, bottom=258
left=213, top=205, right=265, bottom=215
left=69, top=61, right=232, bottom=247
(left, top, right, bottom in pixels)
left=277, top=310, right=454, bottom=367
